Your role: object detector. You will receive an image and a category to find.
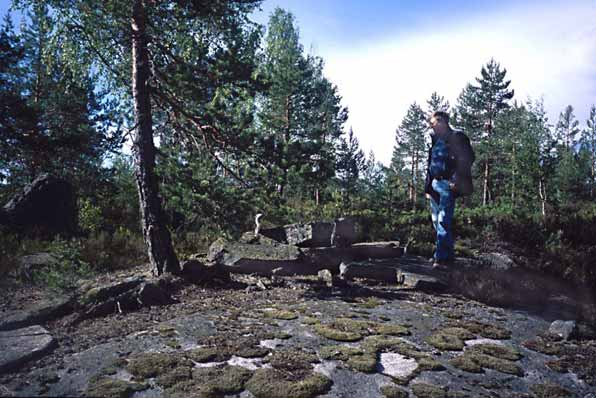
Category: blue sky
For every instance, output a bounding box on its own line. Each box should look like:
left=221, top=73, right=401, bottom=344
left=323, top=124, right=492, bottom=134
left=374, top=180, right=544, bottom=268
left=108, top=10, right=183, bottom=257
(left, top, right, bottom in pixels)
left=3, top=0, right=595, bottom=165
left=254, top=0, right=596, bottom=164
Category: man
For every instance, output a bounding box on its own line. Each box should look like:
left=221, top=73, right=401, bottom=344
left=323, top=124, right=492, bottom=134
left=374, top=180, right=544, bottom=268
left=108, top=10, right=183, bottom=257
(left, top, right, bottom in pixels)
left=424, top=111, right=474, bottom=269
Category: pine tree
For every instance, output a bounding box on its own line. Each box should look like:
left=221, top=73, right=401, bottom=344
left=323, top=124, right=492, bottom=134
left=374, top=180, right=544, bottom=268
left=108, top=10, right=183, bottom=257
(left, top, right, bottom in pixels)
left=39, top=0, right=262, bottom=275
left=553, top=105, right=584, bottom=202
left=392, top=103, right=427, bottom=208
left=556, top=105, right=581, bottom=150
left=455, top=59, right=514, bottom=205
left=1, top=5, right=120, bottom=190
left=336, top=128, right=366, bottom=211
left=426, top=91, right=450, bottom=117
left=582, top=105, right=596, bottom=198
left=0, top=15, right=35, bottom=188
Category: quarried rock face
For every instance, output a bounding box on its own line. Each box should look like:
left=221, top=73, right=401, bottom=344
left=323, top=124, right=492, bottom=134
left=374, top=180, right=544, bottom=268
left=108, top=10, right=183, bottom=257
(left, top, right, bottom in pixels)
left=302, top=242, right=404, bottom=271
left=207, top=238, right=320, bottom=275
left=1, top=174, right=77, bottom=237
left=0, top=325, right=56, bottom=373
left=258, top=218, right=360, bottom=248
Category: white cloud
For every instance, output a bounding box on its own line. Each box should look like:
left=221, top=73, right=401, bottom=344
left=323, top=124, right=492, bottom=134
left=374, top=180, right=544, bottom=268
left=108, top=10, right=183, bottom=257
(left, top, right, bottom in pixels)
left=323, top=1, right=596, bottom=165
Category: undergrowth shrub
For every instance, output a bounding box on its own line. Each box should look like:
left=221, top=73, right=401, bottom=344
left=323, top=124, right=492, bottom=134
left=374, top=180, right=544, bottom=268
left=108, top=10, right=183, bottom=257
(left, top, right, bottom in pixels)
left=30, top=238, right=93, bottom=291
left=79, top=228, right=147, bottom=272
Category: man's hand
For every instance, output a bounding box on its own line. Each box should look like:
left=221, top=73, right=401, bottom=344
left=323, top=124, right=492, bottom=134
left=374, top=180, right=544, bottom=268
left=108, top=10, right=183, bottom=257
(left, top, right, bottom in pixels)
left=425, top=193, right=431, bottom=199
left=449, top=182, right=457, bottom=192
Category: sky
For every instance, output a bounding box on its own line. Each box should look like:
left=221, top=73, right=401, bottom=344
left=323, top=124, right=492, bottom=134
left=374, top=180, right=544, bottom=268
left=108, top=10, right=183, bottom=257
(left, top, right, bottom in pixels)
left=252, top=0, right=596, bottom=165
left=2, top=1, right=595, bottom=165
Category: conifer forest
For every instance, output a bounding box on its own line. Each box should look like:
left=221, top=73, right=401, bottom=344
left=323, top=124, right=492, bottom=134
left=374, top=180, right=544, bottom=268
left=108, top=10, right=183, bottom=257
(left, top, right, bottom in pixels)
left=1, top=1, right=595, bottom=289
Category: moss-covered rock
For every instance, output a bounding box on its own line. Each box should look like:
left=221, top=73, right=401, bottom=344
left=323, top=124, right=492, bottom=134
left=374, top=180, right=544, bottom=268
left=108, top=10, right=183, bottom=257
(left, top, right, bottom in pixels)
left=186, top=347, right=230, bottom=363
left=450, top=320, right=511, bottom=340
left=426, top=331, right=466, bottom=351
left=319, top=344, right=376, bottom=373
left=163, top=365, right=252, bottom=398
left=266, top=349, right=319, bottom=377
left=346, top=352, right=377, bottom=373
left=356, top=297, right=384, bottom=309
left=522, top=337, right=562, bottom=355
left=427, top=326, right=479, bottom=351
left=380, top=384, right=408, bottom=398
left=189, top=335, right=270, bottom=363
left=85, top=378, right=148, bottom=398
left=126, top=352, right=192, bottom=379
left=319, top=345, right=364, bottom=361
left=466, top=343, right=522, bottom=361
left=165, top=339, right=181, bottom=349
left=375, top=323, right=411, bottom=336
left=235, top=345, right=271, bottom=358
left=264, top=309, right=299, bottom=320
left=313, top=324, right=362, bottom=342
left=416, top=356, right=446, bottom=371
left=313, top=318, right=410, bottom=342
left=410, top=382, right=448, bottom=398
left=192, top=366, right=252, bottom=394
left=545, top=359, right=568, bottom=373
left=529, top=383, right=573, bottom=398
left=450, top=351, right=523, bottom=376
left=156, top=365, right=192, bottom=389
left=302, top=316, right=320, bottom=325
left=448, top=353, right=483, bottom=373
left=245, top=368, right=332, bottom=398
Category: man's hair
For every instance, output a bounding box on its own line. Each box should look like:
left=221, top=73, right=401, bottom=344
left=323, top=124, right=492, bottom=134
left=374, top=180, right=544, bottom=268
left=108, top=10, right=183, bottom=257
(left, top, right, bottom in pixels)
left=432, top=111, right=450, bottom=124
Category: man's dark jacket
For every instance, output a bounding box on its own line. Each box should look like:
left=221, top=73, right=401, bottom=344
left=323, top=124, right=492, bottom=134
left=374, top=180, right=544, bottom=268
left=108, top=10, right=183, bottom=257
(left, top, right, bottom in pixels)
left=424, top=129, right=474, bottom=203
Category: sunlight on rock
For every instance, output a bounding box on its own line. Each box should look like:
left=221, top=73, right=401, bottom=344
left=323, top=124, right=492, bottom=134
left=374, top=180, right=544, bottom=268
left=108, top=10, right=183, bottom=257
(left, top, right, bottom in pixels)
left=259, top=338, right=283, bottom=349
left=378, top=353, right=418, bottom=379
left=227, top=355, right=266, bottom=371
left=465, top=338, right=505, bottom=347
left=313, top=360, right=338, bottom=378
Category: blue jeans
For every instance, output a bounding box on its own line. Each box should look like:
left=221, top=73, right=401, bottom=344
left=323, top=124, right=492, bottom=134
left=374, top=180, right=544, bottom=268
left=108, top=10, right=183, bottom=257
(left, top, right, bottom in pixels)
left=430, top=179, right=455, bottom=261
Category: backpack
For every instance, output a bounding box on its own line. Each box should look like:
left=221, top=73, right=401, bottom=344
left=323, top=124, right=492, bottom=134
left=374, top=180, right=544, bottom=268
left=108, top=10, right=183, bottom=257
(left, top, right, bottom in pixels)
left=446, top=130, right=475, bottom=196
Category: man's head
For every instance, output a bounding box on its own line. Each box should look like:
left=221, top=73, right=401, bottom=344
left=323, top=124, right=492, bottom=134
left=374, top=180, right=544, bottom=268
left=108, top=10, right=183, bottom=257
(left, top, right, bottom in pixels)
left=429, top=111, right=450, bottom=136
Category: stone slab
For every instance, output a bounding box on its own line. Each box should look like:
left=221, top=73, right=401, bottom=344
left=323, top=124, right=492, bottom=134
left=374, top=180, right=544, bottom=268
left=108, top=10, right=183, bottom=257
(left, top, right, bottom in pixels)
left=0, top=296, right=73, bottom=331
left=0, top=325, right=56, bottom=373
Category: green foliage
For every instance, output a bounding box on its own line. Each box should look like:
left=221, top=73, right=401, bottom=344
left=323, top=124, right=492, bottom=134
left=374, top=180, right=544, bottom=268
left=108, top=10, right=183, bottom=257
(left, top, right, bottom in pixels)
left=79, top=228, right=147, bottom=272
left=79, top=198, right=103, bottom=234
left=29, top=238, right=93, bottom=291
